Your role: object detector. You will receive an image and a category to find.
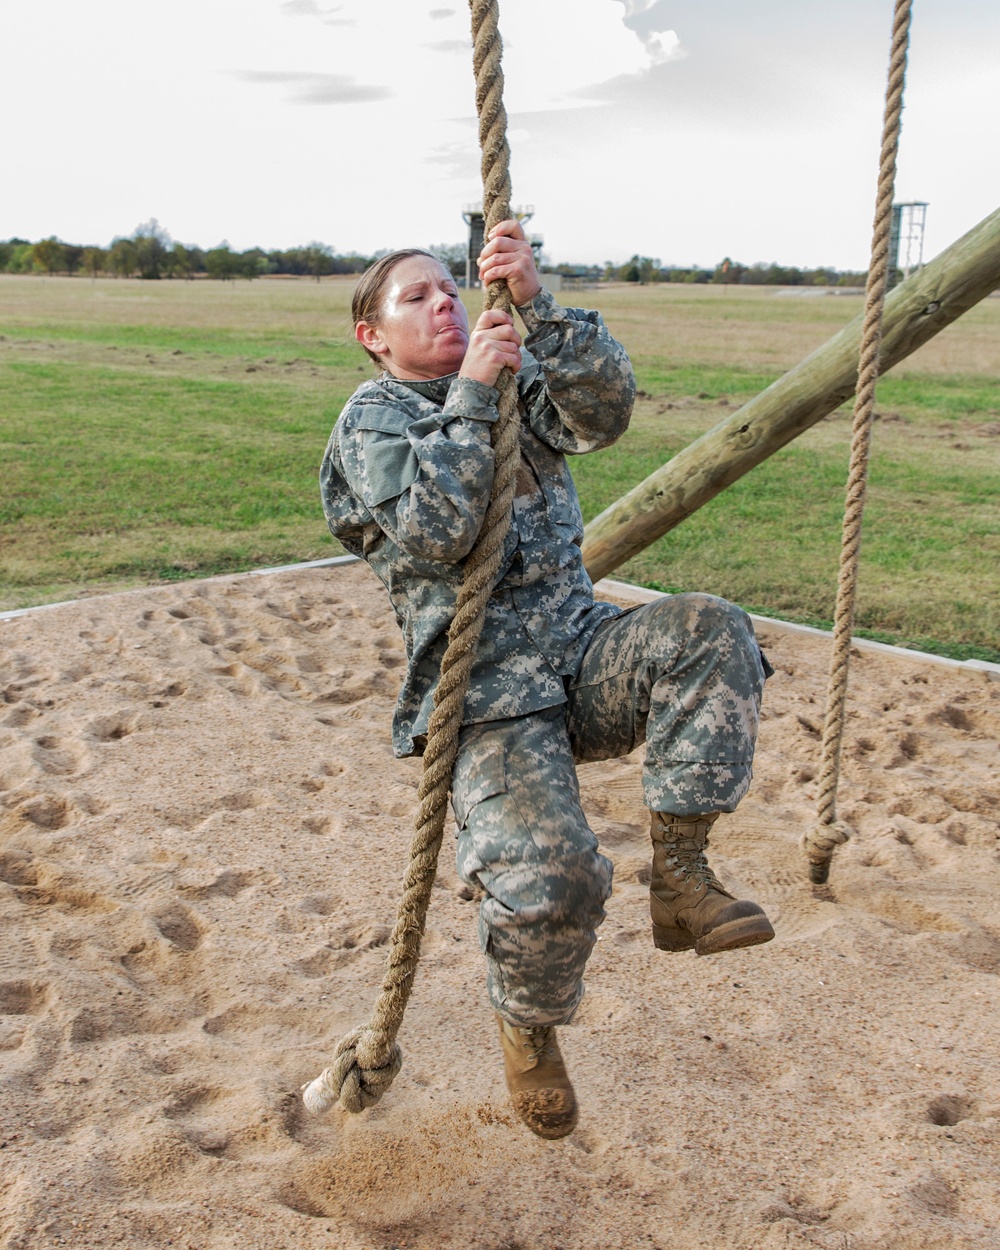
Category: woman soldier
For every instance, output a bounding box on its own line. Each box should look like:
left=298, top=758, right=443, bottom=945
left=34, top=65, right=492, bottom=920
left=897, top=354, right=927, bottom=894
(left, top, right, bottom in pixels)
left=320, top=220, right=773, bottom=1140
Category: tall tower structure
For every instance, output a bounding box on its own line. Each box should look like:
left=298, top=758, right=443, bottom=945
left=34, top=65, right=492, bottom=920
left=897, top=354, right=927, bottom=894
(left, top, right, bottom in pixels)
left=889, top=201, right=928, bottom=282
left=462, top=204, right=535, bottom=288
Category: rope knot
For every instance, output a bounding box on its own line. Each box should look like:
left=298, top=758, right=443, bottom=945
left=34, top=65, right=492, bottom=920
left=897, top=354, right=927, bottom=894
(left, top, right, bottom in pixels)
left=301, top=1026, right=403, bottom=1115
left=801, top=820, right=853, bottom=885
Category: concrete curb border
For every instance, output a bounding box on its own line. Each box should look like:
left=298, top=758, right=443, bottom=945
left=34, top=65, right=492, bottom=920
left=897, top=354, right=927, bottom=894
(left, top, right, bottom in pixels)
left=3, top=557, right=997, bottom=681
left=593, top=578, right=1000, bottom=680
left=0, top=555, right=359, bottom=624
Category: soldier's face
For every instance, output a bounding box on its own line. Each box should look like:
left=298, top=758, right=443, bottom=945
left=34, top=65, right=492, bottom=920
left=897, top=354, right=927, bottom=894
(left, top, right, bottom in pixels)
left=356, top=256, right=470, bottom=380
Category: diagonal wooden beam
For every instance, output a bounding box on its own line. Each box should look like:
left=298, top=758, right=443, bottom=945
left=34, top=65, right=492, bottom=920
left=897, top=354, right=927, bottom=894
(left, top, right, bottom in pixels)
left=582, top=206, right=1000, bottom=584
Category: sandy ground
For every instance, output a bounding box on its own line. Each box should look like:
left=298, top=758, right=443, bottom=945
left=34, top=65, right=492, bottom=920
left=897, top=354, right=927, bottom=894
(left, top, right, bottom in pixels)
left=1, top=559, right=998, bottom=1250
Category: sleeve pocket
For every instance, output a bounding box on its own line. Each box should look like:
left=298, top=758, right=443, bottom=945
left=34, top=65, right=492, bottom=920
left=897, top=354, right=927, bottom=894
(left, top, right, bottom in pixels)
left=361, top=433, right=419, bottom=507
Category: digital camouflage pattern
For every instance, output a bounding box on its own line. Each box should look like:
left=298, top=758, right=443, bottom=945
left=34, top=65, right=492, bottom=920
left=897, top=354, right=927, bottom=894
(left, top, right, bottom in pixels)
left=453, top=706, right=613, bottom=1027
left=320, top=287, right=635, bottom=757
left=320, top=286, right=770, bottom=1027
left=452, top=596, right=769, bottom=1026
left=567, top=593, right=771, bottom=815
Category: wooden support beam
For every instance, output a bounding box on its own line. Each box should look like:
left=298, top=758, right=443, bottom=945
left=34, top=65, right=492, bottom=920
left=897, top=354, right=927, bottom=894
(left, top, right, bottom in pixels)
left=582, top=207, right=1000, bottom=584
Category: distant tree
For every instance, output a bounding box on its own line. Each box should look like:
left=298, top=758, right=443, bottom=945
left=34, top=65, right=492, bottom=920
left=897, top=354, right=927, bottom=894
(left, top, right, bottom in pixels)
left=205, top=245, right=240, bottom=282
left=638, top=256, right=661, bottom=284
left=427, top=242, right=466, bottom=280
left=164, top=242, right=207, bottom=280
left=0, top=242, right=13, bottom=271
left=33, top=237, right=67, bottom=275
left=303, top=243, right=335, bottom=281
left=132, top=218, right=171, bottom=279
left=161, top=242, right=185, bottom=280
left=108, top=238, right=138, bottom=278
left=268, top=247, right=303, bottom=276
left=330, top=252, right=369, bottom=275
left=63, top=245, right=83, bottom=276
left=81, top=247, right=106, bottom=279
left=238, top=248, right=268, bottom=279
left=5, top=243, right=35, bottom=273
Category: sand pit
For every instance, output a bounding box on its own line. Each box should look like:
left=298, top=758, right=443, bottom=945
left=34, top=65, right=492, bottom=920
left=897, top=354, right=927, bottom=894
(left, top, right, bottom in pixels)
left=1, top=559, right=998, bottom=1249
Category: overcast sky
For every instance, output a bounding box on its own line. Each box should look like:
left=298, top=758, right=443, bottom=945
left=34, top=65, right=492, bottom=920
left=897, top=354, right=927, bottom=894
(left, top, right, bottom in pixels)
left=3, top=0, right=997, bottom=269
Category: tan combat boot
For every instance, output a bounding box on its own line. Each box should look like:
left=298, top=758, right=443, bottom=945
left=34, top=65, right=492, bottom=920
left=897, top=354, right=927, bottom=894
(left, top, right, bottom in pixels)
left=649, top=812, right=774, bottom=956
left=497, top=1014, right=578, bottom=1140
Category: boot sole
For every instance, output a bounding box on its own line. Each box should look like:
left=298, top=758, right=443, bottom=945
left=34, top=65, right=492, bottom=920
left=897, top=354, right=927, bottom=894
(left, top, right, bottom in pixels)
left=652, top=914, right=775, bottom=956
left=513, top=1104, right=579, bottom=1140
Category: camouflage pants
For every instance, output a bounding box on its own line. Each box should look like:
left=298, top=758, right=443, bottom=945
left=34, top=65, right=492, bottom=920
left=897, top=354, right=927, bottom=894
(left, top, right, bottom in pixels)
left=452, top=593, right=768, bottom=1027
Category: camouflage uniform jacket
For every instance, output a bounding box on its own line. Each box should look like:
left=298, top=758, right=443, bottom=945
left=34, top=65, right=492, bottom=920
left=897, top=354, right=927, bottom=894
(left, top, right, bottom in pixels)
left=320, top=288, right=636, bottom=757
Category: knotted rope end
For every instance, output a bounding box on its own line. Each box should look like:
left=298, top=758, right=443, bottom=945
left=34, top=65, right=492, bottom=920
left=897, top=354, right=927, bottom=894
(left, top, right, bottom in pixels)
left=301, top=1025, right=403, bottom=1116
left=802, top=820, right=852, bottom=885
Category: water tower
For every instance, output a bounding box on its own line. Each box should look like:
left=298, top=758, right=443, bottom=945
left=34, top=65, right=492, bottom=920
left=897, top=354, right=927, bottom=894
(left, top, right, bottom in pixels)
left=462, top=204, right=535, bottom=288
left=889, top=201, right=928, bottom=282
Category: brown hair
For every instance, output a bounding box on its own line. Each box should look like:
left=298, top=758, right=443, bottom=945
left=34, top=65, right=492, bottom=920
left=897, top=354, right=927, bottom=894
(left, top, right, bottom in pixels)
left=352, top=248, right=439, bottom=367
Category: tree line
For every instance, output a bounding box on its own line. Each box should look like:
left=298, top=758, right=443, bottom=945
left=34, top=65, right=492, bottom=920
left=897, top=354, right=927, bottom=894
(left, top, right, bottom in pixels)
left=0, top=221, right=869, bottom=288
left=0, top=220, right=376, bottom=282
left=570, top=254, right=869, bottom=287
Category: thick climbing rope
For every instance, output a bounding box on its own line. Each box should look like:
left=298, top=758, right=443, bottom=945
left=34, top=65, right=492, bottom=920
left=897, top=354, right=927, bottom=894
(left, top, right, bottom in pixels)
left=302, top=0, right=520, bottom=1114
left=802, top=0, right=913, bottom=885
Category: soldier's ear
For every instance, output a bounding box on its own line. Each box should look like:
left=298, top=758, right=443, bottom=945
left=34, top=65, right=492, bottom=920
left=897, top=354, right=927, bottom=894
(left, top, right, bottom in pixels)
left=356, top=321, right=388, bottom=357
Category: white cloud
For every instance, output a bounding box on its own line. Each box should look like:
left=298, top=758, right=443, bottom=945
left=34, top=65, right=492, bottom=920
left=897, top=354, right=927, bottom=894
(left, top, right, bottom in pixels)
left=612, top=0, right=684, bottom=66
left=424, top=39, right=473, bottom=54
left=236, top=70, right=391, bottom=105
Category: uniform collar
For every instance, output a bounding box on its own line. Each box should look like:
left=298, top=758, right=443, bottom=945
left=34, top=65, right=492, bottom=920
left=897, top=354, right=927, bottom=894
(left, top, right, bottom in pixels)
left=380, top=371, right=458, bottom=406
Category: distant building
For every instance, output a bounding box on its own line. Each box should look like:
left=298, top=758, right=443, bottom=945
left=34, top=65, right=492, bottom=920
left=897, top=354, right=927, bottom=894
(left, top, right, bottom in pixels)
left=462, top=204, right=535, bottom=288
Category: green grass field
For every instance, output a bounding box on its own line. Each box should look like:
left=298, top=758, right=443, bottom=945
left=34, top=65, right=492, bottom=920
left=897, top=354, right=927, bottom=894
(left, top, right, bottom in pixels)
left=1, top=274, right=997, bottom=661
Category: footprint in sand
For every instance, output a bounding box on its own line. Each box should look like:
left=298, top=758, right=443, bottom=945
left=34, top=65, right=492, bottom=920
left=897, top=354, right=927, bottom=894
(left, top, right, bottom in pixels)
left=862, top=891, right=963, bottom=935
left=8, top=792, right=77, bottom=831
left=0, top=848, right=38, bottom=886
left=0, top=979, right=48, bottom=1053
left=2, top=701, right=41, bottom=730
left=2, top=656, right=54, bottom=702
left=158, top=788, right=272, bottom=832
left=68, top=992, right=178, bottom=1045
left=926, top=1094, right=975, bottom=1127
left=0, top=980, right=50, bottom=1016
left=211, top=660, right=261, bottom=697
left=147, top=679, right=188, bottom=708
left=152, top=901, right=205, bottom=951
left=179, top=867, right=272, bottom=900
left=291, top=922, right=391, bottom=978
left=301, top=813, right=342, bottom=836
left=163, top=1084, right=238, bottom=1154
left=14, top=867, right=119, bottom=915
left=31, top=733, right=90, bottom=777
left=85, top=710, right=143, bottom=743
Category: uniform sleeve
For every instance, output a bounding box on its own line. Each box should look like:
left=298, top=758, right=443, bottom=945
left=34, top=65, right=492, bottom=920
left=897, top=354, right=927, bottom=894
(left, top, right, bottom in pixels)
left=515, top=287, right=635, bottom=454
left=337, top=379, right=499, bottom=563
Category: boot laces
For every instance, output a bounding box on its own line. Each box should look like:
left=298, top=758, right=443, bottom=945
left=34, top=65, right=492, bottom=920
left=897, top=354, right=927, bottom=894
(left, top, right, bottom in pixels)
left=663, top=837, right=724, bottom=893
left=518, top=1025, right=556, bottom=1063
